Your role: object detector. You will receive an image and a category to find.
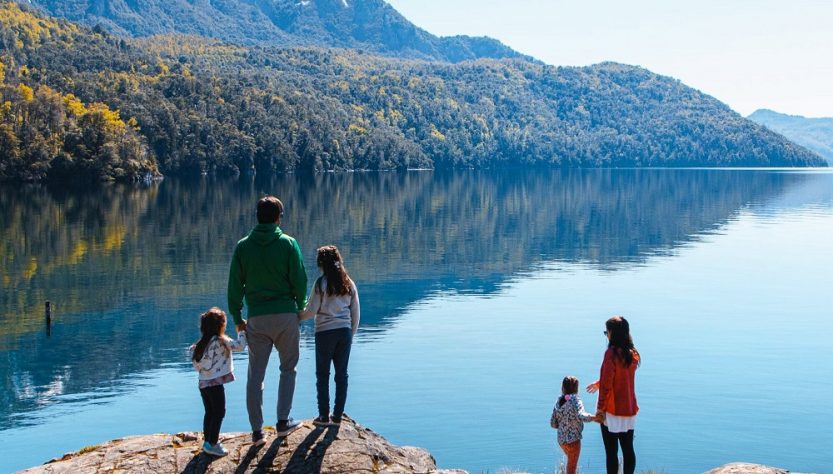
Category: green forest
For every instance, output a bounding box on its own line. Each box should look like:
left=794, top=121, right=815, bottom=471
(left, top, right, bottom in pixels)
left=0, top=1, right=824, bottom=182
left=27, top=0, right=527, bottom=63
left=749, top=109, right=833, bottom=164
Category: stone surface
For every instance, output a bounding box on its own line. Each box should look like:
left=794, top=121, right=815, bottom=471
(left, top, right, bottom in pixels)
left=18, top=424, right=798, bottom=474
left=20, top=417, right=465, bottom=473
left=705, top=463, right=790, bottom=474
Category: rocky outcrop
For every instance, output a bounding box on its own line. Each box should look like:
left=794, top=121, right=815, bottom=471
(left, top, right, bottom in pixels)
left=18, top=422, right=798, bottom=474
left=21, top=417, right=466, bottom=473
left=705, top=463, right=790, bottom=474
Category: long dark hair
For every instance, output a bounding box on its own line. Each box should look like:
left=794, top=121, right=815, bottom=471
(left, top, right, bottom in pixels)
left=606, top=315, right=641, bottom=367
left=316, top=245, right=353, bottom=296
left=557, top=375, right=579, bottom=408
left=192, top=307, right=227, bottom=362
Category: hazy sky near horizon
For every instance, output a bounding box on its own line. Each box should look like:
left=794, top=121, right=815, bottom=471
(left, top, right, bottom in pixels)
left=386, top=0, right=833, bottom=118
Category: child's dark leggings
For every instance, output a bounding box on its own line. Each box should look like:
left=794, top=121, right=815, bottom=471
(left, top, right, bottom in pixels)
left=200, top=385, right=225, bottom=445
left=315, top=327, right=353, bottom=419
left=601, top=424, right=635, bottom=474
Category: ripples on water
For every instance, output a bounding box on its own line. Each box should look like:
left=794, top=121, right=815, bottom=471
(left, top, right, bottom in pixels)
left=1, top=169, right=832, bottom=473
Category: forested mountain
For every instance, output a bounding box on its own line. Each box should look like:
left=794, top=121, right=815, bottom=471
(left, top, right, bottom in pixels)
left=748, top=109, right=833, bottom=165
left=0, top=2, right=824, bottom=181
left=27, top=0, right=527, bottom=63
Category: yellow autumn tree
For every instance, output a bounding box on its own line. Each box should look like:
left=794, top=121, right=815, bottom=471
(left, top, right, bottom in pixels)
left=17, top=83, right=33, bottom=102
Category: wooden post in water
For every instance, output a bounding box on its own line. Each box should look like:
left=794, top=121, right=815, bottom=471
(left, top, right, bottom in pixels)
left=45, top=301, right=52, bottom=335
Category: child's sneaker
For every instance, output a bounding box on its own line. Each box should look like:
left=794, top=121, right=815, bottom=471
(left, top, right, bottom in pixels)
left=276, top=418, right=301, bottom=436
left=203, top=442, right=228, bottom=457
left=213, top=443, right=229, bottom=456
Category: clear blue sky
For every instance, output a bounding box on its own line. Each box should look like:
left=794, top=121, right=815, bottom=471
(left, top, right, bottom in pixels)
left=386, top=0, right=833, bottom=118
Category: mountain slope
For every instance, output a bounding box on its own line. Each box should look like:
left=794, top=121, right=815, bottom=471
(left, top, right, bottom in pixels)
left=27, top=0, right=528, bottom=62
left=0, top=2, right=824, bottom=182
left=748, top=109, right=833, bottom=165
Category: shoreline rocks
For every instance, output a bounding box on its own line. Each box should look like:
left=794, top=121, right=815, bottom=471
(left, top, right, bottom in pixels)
left=706, top=464, right=791, bottom=474
left=18, top=422, right=797, bottom=474
left=20, top=417, right=465, bottom=474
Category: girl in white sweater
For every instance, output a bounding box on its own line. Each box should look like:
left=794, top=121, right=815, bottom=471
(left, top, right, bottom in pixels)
left=301, top=245, right=360, bottom=426
left=189, top=307, right=247, bottom=457
left=550, top=375, right=596, bottom=474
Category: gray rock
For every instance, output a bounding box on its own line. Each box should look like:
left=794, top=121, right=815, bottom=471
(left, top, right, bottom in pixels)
left=705, top=463, right=791, bottom=474
left=20, top=416, right=466, bottom=473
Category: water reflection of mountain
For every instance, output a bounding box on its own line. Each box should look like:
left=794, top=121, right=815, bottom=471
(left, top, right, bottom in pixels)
left=0, top=169, right=815, bottom=428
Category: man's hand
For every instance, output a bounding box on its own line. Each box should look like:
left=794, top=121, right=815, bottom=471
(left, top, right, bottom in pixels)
left=236, top=321, right=247, bottom=333
left=586, top=381, right=600, bottom=393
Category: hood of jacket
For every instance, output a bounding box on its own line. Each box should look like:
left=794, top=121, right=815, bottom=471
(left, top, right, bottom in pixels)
left=248, top=223, right=283, bottom=246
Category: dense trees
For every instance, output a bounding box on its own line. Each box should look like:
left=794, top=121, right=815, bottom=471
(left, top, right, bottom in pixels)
left=748, top=109, right=833, bottom=165
left=0, top=2, right=824, bottom=182
left=0, top=4, right=157, bottom=181
left=0, top=65, right=157, bottom=182
left=27, top=0, right=527, bottom=63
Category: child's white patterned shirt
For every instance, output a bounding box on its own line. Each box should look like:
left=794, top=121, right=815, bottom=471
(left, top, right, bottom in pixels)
left=189, top=333, right=247, bottom=388
left=550, top=394, right=595, bottom=445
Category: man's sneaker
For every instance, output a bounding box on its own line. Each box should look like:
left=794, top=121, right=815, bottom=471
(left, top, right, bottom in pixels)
left=330, top=414, right=343, bottom=425
left=312, top=416, right=331, bottom=427
left=252, top=430, right=266, bottom=447
left=276, top=418, right=302, bottom=436
left=203, top=442, right=229, bottom=457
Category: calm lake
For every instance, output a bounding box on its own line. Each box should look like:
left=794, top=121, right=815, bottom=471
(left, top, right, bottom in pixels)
left=1, top=168, right=832, bottom=473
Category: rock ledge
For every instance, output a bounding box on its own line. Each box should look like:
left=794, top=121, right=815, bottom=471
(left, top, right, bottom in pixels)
left=705, top=463, right=791, bottom=474
left=20, top=416, right=465, bottom=473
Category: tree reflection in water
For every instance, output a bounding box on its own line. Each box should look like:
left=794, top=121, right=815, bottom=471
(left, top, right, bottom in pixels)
left=0, top=168, right=810, bottom=428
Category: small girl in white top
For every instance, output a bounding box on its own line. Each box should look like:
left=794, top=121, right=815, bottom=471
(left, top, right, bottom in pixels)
left=189, top=307, right=247, bottom=457
left=301, top=245, right=360, bottom=426
left=550, top=375, right=596, bottom=474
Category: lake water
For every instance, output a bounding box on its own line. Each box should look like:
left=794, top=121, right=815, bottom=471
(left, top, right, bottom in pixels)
left=1, top=168, right=832, bottom=473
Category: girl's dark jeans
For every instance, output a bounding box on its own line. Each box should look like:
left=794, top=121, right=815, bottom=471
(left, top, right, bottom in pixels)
left=601, top=424, right=635, bottom=474
left=199, top=384, right=225, bottom=445
left=315, top=327, right=353, bottom=419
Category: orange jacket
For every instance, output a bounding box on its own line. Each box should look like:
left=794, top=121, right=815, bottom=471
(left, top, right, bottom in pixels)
left=596, top=347, right=639, bottom=416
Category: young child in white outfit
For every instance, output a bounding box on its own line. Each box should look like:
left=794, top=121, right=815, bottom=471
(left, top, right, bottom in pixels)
left=550, top=375, right=596, bottom=474
left=189, top=307, right=247, bottom=457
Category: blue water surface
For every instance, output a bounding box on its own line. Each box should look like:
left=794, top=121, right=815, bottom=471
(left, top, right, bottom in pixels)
left=1, top=169, right=831, bottom=473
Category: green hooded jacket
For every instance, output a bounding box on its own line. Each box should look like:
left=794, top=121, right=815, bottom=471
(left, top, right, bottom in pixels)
left=227, top=224, right=308, bottom=324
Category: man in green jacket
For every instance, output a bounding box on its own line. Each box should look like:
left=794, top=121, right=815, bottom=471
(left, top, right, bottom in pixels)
left=228, top=196, right=308, bottom=444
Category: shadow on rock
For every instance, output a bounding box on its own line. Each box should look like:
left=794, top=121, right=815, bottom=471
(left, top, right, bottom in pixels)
left=284, top=425, right=340, bottom=473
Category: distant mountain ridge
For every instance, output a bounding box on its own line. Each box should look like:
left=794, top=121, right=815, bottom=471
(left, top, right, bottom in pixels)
left=0, top=2, right=824, bottom=182
left=748, top=109, right=833, bottom=165
left=27, top=0, right=529, bottom=62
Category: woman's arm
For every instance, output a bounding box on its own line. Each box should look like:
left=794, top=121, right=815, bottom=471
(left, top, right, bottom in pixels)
left=350, top=281, right=360, bottom=335
left=596, top=349, right=616, bottom=414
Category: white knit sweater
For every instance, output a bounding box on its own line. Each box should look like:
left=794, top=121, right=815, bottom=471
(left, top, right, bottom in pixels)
left=189, top=333, right=247, bottom=381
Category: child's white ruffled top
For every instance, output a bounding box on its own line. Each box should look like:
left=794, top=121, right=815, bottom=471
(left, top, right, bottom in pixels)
left=189, top=333, right=247, bottom=388
left=550, top=394, right=595, bottom=445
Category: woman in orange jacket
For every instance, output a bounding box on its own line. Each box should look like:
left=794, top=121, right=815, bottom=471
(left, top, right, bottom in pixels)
left=587, top=315, right=640, bottom=474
